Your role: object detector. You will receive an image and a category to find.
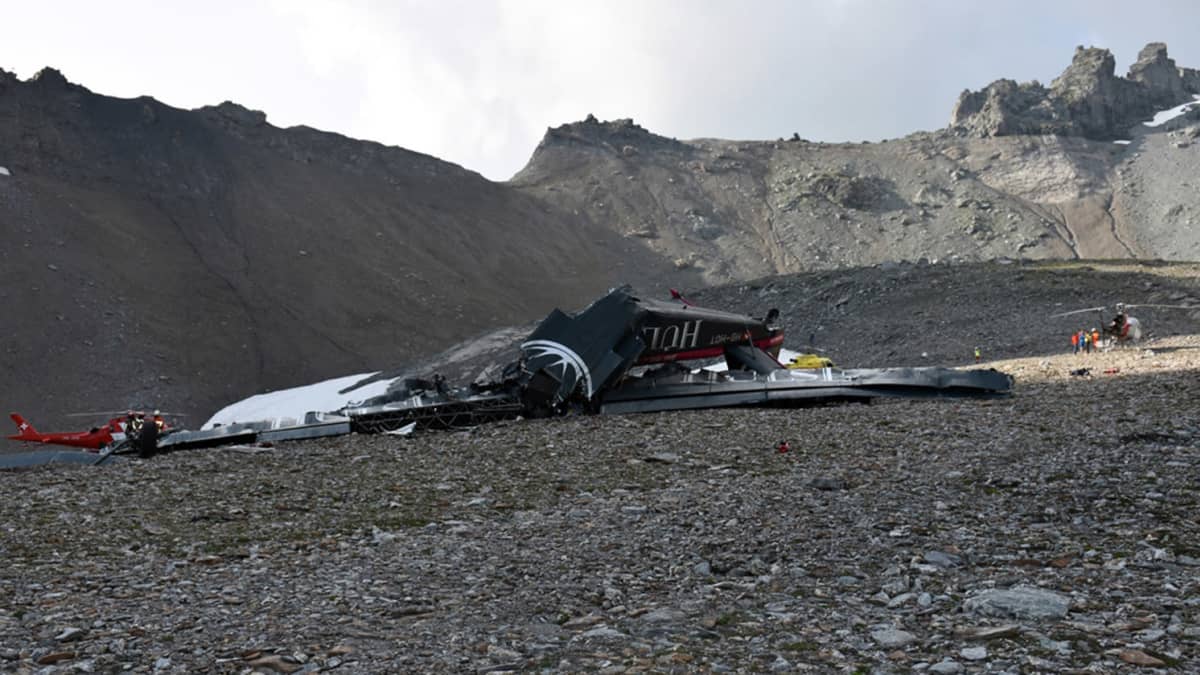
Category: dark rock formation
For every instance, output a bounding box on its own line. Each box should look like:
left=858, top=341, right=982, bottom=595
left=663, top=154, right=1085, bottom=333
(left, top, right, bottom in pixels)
left=29, top=67, right=71, bottom=89
left=803, top=172, right=900, bottom=211
left=1048, top=46, right=1144, bottom=138
left=1127, top=42, right=1190, bottom=107
left=949, top=79, right=1059, bottom=137
left=201, top=101, right=269, bottom=127
left=952, top=42, right=1200, bottom=140
left=533, top=116, right=690, bottom=157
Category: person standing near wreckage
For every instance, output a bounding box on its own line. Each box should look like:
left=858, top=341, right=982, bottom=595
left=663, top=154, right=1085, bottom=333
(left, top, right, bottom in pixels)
left=137, top=414, right=159, bottom=458
left=125, top=411, right=144, bottom=440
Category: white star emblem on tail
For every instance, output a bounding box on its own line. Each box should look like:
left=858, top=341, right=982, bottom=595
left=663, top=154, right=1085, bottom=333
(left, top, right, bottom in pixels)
left=521, top=340, right=595, bottom=398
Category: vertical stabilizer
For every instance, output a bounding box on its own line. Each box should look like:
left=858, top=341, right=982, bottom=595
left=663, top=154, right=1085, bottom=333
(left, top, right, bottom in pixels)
left=9, top=414, right=38, bottom=439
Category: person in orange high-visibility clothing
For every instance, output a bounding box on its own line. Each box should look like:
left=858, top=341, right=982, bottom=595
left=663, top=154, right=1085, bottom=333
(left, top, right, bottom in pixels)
left=1091, top=328, right=1101, bottom=350
left=1071, top=331, right=1080, bottom=354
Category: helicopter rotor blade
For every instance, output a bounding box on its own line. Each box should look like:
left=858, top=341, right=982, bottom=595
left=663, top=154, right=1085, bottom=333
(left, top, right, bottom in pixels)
left=65, top=410, right=188, bottom=418
left=1049, top=306, right=1107, bottom=318
left=1122, top=303, right=1200, bottom=311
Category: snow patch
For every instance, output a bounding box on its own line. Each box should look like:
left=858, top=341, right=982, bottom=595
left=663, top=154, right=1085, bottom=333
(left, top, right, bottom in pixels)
left=1144, top=94, right=1200, bottom=127
left=202, top=372, right=393, bottom=429
left=0, top=166, right=10, bottom=177
left=1113, top=140, right=1131, bottom=145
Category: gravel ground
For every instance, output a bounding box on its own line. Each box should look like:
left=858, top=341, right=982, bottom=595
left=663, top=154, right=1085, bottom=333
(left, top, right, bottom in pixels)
left=2, top=335, right=1199, bottom=674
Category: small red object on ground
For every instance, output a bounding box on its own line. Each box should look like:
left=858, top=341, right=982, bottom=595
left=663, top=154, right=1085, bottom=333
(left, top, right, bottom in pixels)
left=777, top=440, right=791, bottom=453
left=1103, top=367, right=1120, bottom=374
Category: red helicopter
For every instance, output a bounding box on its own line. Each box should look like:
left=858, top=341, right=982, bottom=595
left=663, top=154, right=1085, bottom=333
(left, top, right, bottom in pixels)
left=6, top=411, right=175, bottom=451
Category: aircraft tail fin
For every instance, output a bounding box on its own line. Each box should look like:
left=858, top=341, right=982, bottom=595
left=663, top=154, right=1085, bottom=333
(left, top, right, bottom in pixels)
left=9, top=413, right=38, bottom=438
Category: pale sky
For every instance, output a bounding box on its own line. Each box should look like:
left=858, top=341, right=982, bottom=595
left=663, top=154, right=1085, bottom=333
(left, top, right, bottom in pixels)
left=4, top=0, right=1199, bottom=180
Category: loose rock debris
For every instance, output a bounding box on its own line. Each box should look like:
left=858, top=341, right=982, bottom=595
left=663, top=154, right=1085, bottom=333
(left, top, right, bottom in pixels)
left=1, top=336, right=1198, bottom=672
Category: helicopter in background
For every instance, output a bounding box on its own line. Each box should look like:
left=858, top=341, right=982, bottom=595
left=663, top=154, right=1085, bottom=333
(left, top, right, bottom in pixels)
left=7, top=410, right=183, bottom=453
left=1051, top=302, right=1199, bottom=344
left=7, top=413, right=126, bottom=450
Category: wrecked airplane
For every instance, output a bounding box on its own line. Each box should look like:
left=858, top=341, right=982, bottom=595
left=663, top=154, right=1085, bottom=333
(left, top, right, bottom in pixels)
left=343, top=286, right=1011, bottom=433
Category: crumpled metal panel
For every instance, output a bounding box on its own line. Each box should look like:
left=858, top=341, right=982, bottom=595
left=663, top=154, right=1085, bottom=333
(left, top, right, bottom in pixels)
left=598, top=365, right=1013, bottom=415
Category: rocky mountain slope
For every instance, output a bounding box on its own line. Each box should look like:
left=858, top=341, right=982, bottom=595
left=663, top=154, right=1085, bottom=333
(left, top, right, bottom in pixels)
left=0, top=68, right=698, bottom=426
left=3, top=42, right=1199, bottom=429
left=513, top=43, right=1200, bottom=284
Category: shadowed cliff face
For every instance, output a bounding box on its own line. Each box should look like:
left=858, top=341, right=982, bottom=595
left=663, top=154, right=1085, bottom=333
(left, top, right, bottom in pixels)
left=0, top=68, right=700, bottom=426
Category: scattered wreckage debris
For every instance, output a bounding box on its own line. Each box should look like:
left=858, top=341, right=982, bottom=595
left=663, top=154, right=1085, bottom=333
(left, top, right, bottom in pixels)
left=340, top=285, right=1010, bottom=428
left=341, top=285, right=789, bottom=432
left=162, top=412, right=351, bottom=449
left=3, top=286, right=1013, bottom=468
left=0, top=449, right=119, bottom=469
left=349, top=393, right=523, bottom=435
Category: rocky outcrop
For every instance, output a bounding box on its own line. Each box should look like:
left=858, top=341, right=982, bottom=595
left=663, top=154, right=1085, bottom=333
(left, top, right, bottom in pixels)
left=949, top=79, right=1061, bottom=137
left=200, top=100, right=269, bottom=128
left=952, top=42, right=1199, bottom=140
left=802, top=171, right=900, bottom=211
left=1048, top=46, right=1145, bottom=138
left=1127, top=42, right=1191, bottom=107
left=1184, top=67, right=1200, bottom=96
left=28, top=66, right=71, bottom=89
left=529, top=115, right=691, bottom=159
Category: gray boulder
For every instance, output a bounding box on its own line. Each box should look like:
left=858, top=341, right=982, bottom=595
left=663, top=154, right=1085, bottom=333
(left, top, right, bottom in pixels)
left=1127, top=42, right=1190, bottom=107
left=870, top=627, right=918, bottom=648
left=963, top=586, right=1070, bottom=620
